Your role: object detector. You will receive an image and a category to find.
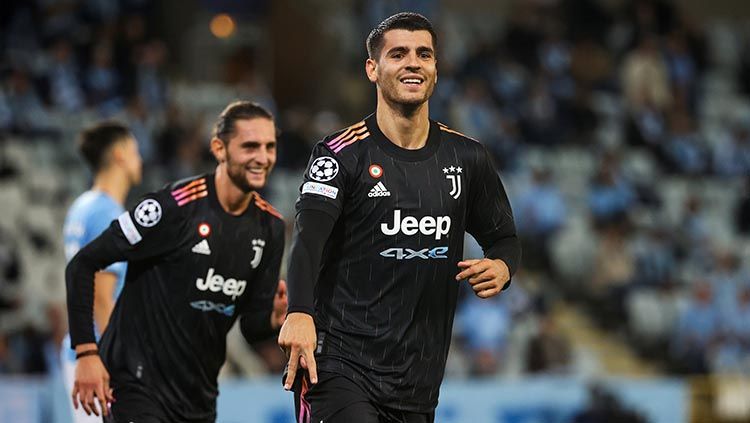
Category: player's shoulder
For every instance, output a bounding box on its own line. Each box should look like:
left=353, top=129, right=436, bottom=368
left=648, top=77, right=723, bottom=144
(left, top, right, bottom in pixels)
left=163, top=174, right=210, bottom=208
left=318, top=118, right=373, bottom=157
left=435, top=121, right=482, bottom=147
left=251, top=191, right=285, bottom=226
left=435, top=120, right=493, bottom=161
left=68, top=191, right=122, bottom=221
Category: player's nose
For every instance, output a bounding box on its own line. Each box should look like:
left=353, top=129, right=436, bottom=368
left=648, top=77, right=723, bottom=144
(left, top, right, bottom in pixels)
left=253, top=148, right=269, bottom=165
left=405, top=52, right=421, bottom=68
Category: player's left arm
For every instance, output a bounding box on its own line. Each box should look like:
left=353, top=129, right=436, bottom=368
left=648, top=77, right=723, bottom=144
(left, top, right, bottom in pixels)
left=239, top=218, right=286, bottom=343
left=458, top=146, right=521, bottom=298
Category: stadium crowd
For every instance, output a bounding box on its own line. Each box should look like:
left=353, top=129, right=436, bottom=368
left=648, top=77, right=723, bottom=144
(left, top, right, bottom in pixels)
left=1, top=0, right=749, bottom=393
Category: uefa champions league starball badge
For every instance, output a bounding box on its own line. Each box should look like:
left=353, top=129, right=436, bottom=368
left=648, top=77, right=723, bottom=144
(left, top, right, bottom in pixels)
left=309, top=156, right=339, bottom=182
left=134, top=199, right=162, bottom=227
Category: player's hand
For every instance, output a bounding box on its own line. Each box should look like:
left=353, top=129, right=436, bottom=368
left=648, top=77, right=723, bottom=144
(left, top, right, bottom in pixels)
left=271, top=279, right=288, bottom=330
left=72, top=349, right=114, bottom=417
left=456, top=258, right=510, bottom=298
left=278, top=312, right=318, bottom=390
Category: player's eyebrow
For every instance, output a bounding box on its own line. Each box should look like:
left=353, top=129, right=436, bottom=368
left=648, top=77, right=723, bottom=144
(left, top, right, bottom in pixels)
left=386, top=46, right=409, bottom=56
left=239, top=140, right=275, bottom=148
left=416, top=46, right=434, bottom=55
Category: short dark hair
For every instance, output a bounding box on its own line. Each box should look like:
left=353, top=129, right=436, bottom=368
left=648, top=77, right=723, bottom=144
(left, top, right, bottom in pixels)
left=78, top=121, right=132, bottom=173
left=366, top=12, right=437, bottom=60
left=213, top=100, right=274, bottom=143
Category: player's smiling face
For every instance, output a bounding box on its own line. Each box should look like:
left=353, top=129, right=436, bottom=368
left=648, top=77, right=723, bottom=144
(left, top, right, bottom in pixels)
left=367, top=29, right=437, bottom=107
left=223, top=117, right=277, bottom=193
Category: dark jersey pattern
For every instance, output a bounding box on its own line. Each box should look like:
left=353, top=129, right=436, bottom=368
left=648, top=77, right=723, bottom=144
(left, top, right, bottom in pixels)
left=97, top=174, right=284, bottom=422
left=296, top=114, right=516, bottom=412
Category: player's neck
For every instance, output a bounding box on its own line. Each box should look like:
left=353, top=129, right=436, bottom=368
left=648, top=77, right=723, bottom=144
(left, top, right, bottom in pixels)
left=214, top=167, right=252, bottom=216
left=92, top=168, right=130, bottom=205
left=376, top=99, right=430, bottom=150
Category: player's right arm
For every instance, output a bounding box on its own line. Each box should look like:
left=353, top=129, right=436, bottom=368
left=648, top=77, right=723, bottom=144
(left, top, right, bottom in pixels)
left=278, top=142, right=346, bottom=389
left=65, top=190, right=182, bottom=415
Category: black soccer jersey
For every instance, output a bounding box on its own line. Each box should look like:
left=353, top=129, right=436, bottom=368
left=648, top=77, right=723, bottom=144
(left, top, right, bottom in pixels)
left=295, top=114, right=517, bottom=412
left=88, top=174, right=284, bottom=422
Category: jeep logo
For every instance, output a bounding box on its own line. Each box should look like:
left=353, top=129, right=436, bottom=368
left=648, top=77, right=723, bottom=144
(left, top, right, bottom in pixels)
left=195, top=268, right=246, bottom=300
left=380, top=209, right=451, bottom=240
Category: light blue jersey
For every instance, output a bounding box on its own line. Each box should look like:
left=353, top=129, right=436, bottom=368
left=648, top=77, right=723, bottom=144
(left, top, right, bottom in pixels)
left=61, top=190, right=126, bottom=362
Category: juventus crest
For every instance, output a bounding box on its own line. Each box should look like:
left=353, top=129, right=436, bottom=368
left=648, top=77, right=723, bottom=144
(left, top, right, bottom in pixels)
left=443, top=166, right=463, bottom=199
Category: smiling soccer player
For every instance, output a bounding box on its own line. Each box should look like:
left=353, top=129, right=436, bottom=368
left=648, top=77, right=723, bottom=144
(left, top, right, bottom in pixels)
left=279, top=12, right=521, bottom=423
left=66, top=101, right=288, bottom=422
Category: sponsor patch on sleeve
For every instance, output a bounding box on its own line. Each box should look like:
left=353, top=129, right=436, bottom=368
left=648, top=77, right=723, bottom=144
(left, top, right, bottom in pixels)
left=118, top=212, right=143, bottom=245
left=302, top=181, right=339, bottom=199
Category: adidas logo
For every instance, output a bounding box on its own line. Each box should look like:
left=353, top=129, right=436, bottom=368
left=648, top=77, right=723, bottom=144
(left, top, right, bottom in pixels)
left=368, top=182, right=391, bottom=198
left=192, top=239, right=211, bottom=255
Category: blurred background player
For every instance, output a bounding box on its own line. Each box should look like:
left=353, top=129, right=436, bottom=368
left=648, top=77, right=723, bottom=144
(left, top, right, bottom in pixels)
left=65, top=101, right=288, bottom=421
left=61, top=122, right=142, bottom=423
left=279, top=12, right=520, bottom=422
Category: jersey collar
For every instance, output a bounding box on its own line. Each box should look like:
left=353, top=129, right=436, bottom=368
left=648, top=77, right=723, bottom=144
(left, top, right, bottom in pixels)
left=366, top=113, right=441, bottom=162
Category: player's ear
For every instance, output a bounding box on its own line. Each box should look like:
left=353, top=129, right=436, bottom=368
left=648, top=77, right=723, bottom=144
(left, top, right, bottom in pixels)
left=108, top=142, right=125, bottom=167
left=210, top=137, right=226, bottom=163
left=365, top=58, right=377, bottom=83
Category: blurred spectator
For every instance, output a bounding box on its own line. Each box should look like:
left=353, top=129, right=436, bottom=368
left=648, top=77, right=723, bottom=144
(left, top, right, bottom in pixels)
left=134, top=39, right=168, bottom=111
left=454, top=292, right=511, bottom=376
left=450, top=79, right=503, bottom=144
left=46, top=39, right=86, bottom=113
left=677, top=195, right=712, bottom=270
left=713, top=285, right=750, bottom=373
left=538, top=25, right=575, bottom=101
left=114, top=13, right=147, bottom=81
left=525, top=308, right=572, bottom=374
left=662, top=107, right=707, bottom=175
left=622, top=34, right=671, bottom=113
left=663, top=29, right=698, bottom=109
left=569, top=38, right=613, bottom=91
left=588, top=154, right=636, bottom=227
left=709, top=250, right=747, bottom=315
left=590, top=224, right=635, bottom=327
left=5, top=69, right=55, bottom=136
left=514, top=167, right=567, bottom=275
left=672, top=281, right=719, bottom=374
left=154, top=103, right=186, bottom=167
left=520, top=76, right=564, bottom=145
left=630, top=222, right=676, bottom=287
left=713, top=120, right=750, bottom=177
left=85, top=41, right=123, bottom=115
left=488, top=51, right=528, bottom=107
left=450, top=79, right=520, bottom=169
left=118, top=95, right=156, bottom=163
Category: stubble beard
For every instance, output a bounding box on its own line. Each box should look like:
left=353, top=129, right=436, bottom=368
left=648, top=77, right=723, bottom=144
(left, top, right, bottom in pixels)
left=225, top=153, right=258, bottom=194
left=381, top=78, right=435, bottom=118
